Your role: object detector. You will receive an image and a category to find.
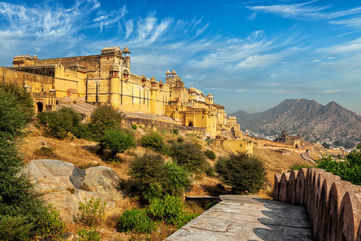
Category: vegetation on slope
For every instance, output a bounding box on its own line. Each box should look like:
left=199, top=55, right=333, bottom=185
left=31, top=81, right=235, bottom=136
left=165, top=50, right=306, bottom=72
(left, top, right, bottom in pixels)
left=0, top=84, right=65, bottom=240
left=317, top=145, right=361, bottom=185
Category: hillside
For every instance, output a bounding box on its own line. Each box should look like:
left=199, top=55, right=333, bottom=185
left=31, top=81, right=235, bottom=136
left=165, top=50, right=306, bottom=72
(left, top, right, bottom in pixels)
left=233, top=99, right=361, bottom=148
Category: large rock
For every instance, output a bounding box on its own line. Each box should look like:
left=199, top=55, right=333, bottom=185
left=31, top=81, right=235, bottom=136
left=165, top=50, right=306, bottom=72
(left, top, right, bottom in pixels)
left=24, top=159, right=125, bottom=223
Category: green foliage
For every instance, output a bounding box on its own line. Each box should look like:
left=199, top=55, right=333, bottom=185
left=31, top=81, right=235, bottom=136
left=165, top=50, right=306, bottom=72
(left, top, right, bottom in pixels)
left=204, top=150, right=216, bottom=160
left=161, top=162, right=191, bottom=197
left=289, top=163, right=313, bottom=171
left=33, top=205, right=66, bottom=240
left=172, top=129, right=179, bottom=135
left=38, top=107, right=83, bottom=139
left=117, top=209, right=155, bottom=234
left=0, top=87, right=33, bottom=139
left=75, top=198, right=106, bottom=226
left=129, top=154, right=191, bottom=202
left=131, top=124, right=137, bottom=130
left=0, top=84, right=33, bottom=126
left=169, top=142, right=208, bottom=173
left=317, top=151, right=361, bottom=185
left=33, top=146, right=58, bottom=159
left=205, top=166, right=215, bottom=177
left=147, top=195, right=197, bottom=227
left=0, top=84, right=65, bottom=240
left=357, top=143, right=361, bottom=150
left=101, top=129, right=135, bottom=159
left=215, top=153, right=266, bottom=194
left=0, top=215, right=33, bottom=241
left=76, top=228, right=101, bottom=241
left=140, top=132, right=166, bottom=153
left=89, top=105, right=123, bottom=140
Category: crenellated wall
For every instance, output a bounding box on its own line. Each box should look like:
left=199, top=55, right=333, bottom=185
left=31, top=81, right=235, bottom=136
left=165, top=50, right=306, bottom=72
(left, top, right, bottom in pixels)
left=273, top=168, right=361, bottom=241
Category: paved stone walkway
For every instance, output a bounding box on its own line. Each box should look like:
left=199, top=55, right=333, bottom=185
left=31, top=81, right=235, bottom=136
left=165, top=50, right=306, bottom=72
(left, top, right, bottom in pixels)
left=166, top=195, right=312, bottom=241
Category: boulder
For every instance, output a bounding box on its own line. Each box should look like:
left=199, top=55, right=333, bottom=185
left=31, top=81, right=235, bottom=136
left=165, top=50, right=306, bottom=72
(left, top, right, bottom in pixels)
left=25, top=159, right=125, bottom=223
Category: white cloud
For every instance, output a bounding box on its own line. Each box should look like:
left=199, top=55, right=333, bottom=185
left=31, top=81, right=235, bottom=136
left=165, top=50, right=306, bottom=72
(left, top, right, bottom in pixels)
left=247, top=2, right=329, bottom=19
left=195, top=23, right=209, bottom=37
left=236, top=54, right=281, bottom=69
left=330, top=17, right=361, bottom=28
left=125, top=20, right=134, bottom=39
left=320, top=38, right=361, bottom=54
left=248, top=1, right=361, bottom=21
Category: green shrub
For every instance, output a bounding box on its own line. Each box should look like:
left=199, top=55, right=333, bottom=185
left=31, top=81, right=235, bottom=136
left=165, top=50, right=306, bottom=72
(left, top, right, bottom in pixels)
left=33, top=146, right=58, bottom=159
left=204, top=150, right=216, bottom=160
left=128, top=154, right=191, bottom=202
left=317, top=151, right=361, bottom=185
left=161, top=162, right=191, bottom=196
left=0, top=84, right=66, bottom=240
left=89, top=105, right=123, bottom=140
left=0, top=84, right=34, bottom=128
left=75, top=198, right=106, bottom=226
left=172, top=129, right=179, bottom=135
left=169, top=142, right=207, bottom=173
left=290, top=163, right=313, bottom=171
left=140, top=132, right=166, bottom=153
left=0, top=215, right=33, bottom=241
left=33, top=205, right=65, bottom=240
left=117, top=209, right=155, bottom=233
left=131, top=124, right=137, bottom=130
left=100, top=129, right=135, bottom=159
left=146, top=195, right=197, bottom=227
left=71, top=123, right=93, bottom=140
left=38, top=107, right=82, bottom=139
left=205, top=166, right=215, bottom=177
left=0, top=87, right=33, bottom=139
left=76, top=228, right=101, bottom=241
left=215, top=153, right=266, bottom=194
left=129, top=154, right=165, bottom=202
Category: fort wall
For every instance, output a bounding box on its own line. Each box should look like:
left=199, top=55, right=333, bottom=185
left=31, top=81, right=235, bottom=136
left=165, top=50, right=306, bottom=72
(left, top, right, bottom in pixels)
left=5, top=47, right=245, bottom=139
left=0, top=67, right=56, bottom=111
left=273, top=168, right=361, bottom=241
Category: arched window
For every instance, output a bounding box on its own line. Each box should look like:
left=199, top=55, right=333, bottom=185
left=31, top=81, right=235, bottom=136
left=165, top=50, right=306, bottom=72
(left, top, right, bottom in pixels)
left=36, top=102, right=43, bottom=113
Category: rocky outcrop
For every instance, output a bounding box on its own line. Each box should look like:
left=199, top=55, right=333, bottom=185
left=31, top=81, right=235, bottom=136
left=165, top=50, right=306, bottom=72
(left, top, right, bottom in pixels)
left=24, top=159, right=125, bottom=223
left=273, top=168, right=361, bottom=241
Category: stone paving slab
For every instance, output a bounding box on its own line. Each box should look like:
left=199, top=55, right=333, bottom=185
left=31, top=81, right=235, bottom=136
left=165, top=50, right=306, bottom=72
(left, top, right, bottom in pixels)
left=165, top=195, right=313, bottom=241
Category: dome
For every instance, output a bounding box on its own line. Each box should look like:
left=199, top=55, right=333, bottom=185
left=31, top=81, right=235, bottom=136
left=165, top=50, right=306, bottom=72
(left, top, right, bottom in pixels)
left=171, top=69, right=177, bottom=75
left=166, top=70, right=171, bottom=75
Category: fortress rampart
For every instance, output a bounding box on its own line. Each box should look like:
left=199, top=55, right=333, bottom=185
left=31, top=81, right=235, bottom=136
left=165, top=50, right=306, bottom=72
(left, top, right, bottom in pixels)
left=273, top=168, right=361, bottom=241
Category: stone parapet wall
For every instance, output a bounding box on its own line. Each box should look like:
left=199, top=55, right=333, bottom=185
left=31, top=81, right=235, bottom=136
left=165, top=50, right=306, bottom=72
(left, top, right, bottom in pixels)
left=273, top=168, right=361, bottom=241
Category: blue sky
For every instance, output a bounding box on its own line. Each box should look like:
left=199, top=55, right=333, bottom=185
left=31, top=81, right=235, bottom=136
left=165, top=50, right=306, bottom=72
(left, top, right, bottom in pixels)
left=1, top=0, right=361, bottom=114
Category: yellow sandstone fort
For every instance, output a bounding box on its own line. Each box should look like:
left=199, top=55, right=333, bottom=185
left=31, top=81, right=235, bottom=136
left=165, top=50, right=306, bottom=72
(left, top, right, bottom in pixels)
left=0, top=47, right=248, bottom=147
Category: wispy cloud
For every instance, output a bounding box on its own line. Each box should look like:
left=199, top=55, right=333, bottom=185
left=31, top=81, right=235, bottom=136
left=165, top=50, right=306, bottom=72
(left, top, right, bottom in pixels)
left=320, top=38, right=361, bottom=54
left=125, top=20, right=134, bottom=39
left=247, top=1, right=361, bottom=21
left=330, top=17, right=361, bottom=29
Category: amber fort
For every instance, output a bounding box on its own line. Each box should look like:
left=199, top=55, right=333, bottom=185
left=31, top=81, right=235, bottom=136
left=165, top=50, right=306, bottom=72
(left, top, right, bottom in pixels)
left=0, top=47, right=247, bottom=142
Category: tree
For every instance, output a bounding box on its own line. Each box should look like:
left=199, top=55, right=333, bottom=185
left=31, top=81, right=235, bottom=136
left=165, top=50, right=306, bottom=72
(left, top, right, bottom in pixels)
left=215, top=153, right=266, bottom=194
left=88, top=105, right=123, bottom=140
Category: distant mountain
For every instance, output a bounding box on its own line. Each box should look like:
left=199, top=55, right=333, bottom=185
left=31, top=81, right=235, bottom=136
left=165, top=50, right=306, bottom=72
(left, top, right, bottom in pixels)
left=233, top=99, right=361, bottom=148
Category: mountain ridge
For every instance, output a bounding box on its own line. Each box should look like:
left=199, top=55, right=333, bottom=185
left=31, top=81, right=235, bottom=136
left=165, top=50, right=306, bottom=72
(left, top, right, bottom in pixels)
left=233, top=99, right=361, bottom=148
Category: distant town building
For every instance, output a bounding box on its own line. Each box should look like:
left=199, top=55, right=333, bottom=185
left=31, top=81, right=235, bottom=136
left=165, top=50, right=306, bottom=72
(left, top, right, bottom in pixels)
left=275, top=131, right=303, bottom=148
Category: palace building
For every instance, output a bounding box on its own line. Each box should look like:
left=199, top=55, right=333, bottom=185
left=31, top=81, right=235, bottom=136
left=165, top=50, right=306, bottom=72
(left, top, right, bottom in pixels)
left=0, top=47, right=241, bottom=138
